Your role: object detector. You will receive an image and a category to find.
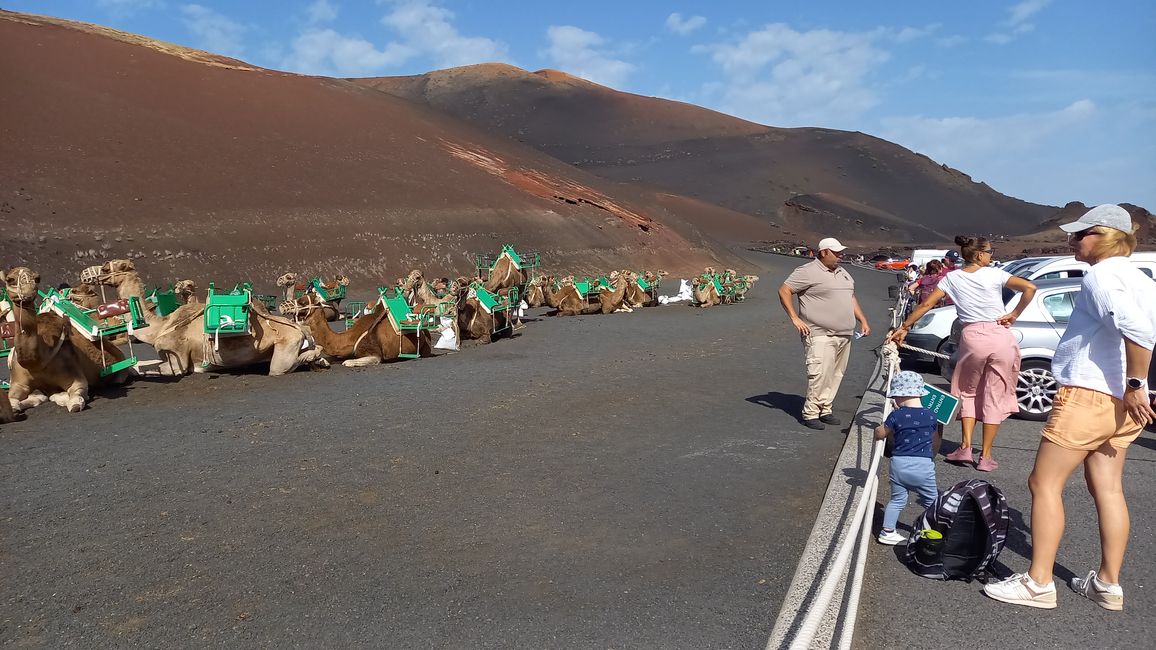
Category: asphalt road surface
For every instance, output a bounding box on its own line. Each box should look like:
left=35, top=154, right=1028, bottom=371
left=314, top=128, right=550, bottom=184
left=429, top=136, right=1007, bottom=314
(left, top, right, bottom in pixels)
left=855, top=364, right=1156, bottom=649
left=1, top=254, right=894, bottom=649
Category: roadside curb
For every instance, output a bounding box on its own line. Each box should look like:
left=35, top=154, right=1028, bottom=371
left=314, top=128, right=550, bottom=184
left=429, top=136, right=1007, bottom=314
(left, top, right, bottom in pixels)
left=766, top=348, right=888, bottom=649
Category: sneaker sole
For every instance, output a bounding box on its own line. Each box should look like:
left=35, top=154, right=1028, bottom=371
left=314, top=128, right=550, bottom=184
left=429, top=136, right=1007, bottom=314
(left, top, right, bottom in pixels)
left=1080, top=594, right=1123, bottom=611
left=877, top=538, right=903, bottom=546
left=982, top=590, right=1057, bottom=609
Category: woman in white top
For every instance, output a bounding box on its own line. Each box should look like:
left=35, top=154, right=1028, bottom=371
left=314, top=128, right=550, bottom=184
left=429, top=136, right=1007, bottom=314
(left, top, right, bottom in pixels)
left=889, top=236, right=1036, bottom=471
left=983, top=204, right=1156, bottom=610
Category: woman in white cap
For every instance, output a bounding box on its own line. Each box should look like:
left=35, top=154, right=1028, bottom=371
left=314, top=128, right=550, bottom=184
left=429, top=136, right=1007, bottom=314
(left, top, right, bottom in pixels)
left=889, top=235, right=1036, bottom=471
left=984, top=204, right=1156, bottom=610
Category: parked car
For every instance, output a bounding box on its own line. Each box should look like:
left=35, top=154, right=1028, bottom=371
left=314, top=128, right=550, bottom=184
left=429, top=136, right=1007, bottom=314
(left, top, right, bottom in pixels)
left=875, top=258, right=912, bottom=271
left=900, top=305, right=956, bottom=363
left=939, top=278, right=1082, bottom=421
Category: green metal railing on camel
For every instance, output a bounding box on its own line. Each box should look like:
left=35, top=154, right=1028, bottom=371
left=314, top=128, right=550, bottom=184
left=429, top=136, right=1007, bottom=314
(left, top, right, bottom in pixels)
left=375, top=286, right=441, bottom=359
left=467, top=281, right=518, bottom=335
left=293, top=277, right=348, bottom=304
left=475, top=244, right=541, bottom=284
left=36, top=288, right=150, bottom=377
left=145, top=286, right=182, bottom=317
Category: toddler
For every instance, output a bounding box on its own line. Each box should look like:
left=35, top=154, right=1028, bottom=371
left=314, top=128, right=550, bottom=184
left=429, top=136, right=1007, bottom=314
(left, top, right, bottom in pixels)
left=875, top=370, right=942, bottom=545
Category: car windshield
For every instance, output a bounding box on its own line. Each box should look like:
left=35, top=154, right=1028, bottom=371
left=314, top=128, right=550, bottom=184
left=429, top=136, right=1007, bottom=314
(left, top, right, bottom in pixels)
left=1012, top=258, right=1052, bottom=278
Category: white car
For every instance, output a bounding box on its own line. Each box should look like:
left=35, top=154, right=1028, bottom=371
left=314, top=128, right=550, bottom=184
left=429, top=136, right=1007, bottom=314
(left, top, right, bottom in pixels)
left=900, top=305, right=956, bottom=363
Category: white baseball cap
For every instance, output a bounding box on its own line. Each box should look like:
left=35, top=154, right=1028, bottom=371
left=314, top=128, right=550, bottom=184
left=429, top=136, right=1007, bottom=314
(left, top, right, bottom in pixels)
left=1059, top=204, right=1134, bottom=233
left=817, top=237, right=847, bottom=252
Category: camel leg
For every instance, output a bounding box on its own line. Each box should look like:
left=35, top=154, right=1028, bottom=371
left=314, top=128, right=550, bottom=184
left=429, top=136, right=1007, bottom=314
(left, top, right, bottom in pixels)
left=342, top=355, right=383, bottom=368
left=62, top=380, right=89, bottom=412
left=8, top=382, right=46, bottom=412
left=268, top=340, right=304, bottom=376
left=0, top=389, right=22, bottom=423
left=298, top=348, right=329, bottom=370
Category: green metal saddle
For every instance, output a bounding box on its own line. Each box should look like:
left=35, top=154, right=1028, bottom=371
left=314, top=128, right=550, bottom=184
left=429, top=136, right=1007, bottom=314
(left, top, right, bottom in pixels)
left=204, top=282, right=252, bottom=337
left=376, top=287, right=439, bottom=359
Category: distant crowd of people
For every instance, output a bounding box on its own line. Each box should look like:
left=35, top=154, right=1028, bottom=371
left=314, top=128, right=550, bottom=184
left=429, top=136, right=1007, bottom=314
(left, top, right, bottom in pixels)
left=777, top=204, right=1156, bottom=612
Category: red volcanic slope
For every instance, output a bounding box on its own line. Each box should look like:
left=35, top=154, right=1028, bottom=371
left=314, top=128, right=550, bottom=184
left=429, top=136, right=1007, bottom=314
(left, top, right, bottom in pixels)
left=355, top=64, right=1068, bottom=245
left=0, top=11, right=775, bottom=287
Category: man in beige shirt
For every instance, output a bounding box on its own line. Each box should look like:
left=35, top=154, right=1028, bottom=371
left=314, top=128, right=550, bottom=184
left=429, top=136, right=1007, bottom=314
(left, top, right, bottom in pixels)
left=778, top=237, right=871, bottom=430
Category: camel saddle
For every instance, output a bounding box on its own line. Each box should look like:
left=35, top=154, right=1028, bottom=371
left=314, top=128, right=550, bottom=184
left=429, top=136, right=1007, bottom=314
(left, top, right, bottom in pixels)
left=96, top=299, right=132, bottom=319
left=0, top=321, right=16, bottom=341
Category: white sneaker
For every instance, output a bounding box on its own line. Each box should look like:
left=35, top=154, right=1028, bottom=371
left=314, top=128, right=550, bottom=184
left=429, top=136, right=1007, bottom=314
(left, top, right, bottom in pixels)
left=983, top=573, right=1057, bottom=609
left=877, top=529, right=905, bottom=545
left=1070, top=570, right=1123, bottom=611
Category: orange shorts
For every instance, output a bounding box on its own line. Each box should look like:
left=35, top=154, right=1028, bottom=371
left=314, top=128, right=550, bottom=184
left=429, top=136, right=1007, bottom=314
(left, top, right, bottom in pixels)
left=1041, top=385, right=1144, bottom=451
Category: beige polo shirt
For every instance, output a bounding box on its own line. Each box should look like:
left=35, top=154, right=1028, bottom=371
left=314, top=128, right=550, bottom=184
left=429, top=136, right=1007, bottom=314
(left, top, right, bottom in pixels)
left=784, top=259, right=856, bottom=336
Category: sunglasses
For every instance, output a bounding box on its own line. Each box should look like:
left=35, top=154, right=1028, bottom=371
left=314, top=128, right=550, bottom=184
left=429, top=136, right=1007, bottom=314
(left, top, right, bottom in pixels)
left=1069, top=229, right=1102, bottom=242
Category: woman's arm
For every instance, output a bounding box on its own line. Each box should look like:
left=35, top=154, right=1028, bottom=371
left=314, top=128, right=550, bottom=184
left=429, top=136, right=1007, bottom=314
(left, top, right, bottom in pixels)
left=1123, top=337, right=1155, bottom=426
left=998, top=276, right=1037, bottom=326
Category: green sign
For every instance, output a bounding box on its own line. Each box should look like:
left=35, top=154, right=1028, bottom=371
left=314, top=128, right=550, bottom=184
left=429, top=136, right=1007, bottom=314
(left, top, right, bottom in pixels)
left=921, top=383, right=961, bottom=425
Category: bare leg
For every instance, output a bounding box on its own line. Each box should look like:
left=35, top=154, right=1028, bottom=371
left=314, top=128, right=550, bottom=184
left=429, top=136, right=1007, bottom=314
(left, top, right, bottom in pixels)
left=980, top=422, right=1001, bottom=459
left=1027, top=439, right=1089, bottom=584
left=1084, top=443, right=1130, bottom=584
left=959, top=416, right=976, bottom=448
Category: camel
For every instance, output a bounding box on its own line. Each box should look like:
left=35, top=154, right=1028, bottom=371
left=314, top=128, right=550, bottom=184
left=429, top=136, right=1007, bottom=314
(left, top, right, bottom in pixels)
left=523, top=275, right=548, bottom=308
left=624, top=270, right=669, bottom=308
left=175, top=279, right=200, bottom=305
left=96, top=259, right=328, bottom=376
left=402, top=270, right=463, bottom=346
left=692, top=274, right=722, bottom=307
left=734, top=275, right=760, bottom=302
left=483, top=252, right=526, bottom=294
left=5, top=267, right=132, bottom=413
left=450, top=277, right=511, bottom=342
left=545, top=276, right=603, bottom=317
left=589, top=270, right=632, bottom=314
left=0, top=386, right=19, bottom=423
left=66, top=283, right=100, bottom=309
left=276, top=272, right=343, bottom=321
left=289, top=298, right=432, bottom=367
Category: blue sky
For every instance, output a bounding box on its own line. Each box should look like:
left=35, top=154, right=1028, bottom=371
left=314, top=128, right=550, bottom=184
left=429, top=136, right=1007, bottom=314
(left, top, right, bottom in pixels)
left=10, top=0, right=1156, bottom=209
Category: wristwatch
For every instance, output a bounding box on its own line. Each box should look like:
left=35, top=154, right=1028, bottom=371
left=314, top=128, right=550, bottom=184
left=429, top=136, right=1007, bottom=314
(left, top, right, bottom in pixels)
left=1127, top=377, right=1147, bottom=390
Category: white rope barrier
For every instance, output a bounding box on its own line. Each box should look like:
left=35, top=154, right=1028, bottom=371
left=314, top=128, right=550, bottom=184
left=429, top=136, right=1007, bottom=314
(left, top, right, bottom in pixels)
left=774, top=294, right=905, bottom=649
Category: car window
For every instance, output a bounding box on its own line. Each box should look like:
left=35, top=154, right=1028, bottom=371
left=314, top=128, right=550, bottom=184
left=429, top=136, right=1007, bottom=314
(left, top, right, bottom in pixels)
left=1139, top=267, right=1154, bottom=279
left=1041, top=291, right=1077, bottom=323
left=1036, top=269, right=1085, bottom=281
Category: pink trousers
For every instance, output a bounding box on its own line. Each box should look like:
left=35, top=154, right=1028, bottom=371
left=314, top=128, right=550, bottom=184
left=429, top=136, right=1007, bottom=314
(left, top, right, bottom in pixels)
left=951, top=321, right=1020, bottom=424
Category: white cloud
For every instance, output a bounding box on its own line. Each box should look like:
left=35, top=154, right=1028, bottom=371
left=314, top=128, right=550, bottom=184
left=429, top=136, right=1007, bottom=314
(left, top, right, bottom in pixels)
left=665, top=13, right=706, bottom=36
left=97, top=0, right=160, bottom=15
left=987, top=0, right=1052, bottom=45
left=276, top=0, right=507, bottom=76
left=180, top=4, right=247, bottom=58
left=381, top=0, right=507, bottom=68
left=1007, top=0, right=1052, bottom=27
left=937, top=35, right=968, bottom=47
left=542, top=25, right=635, bottom=88
left=692, top=23, right=889, bottom=128
left=281, top=28, right=414, bottom=76
left=894, top=24, right=940, bottom=43
left=880, top=99, right=1095, bottom=175
left=306, top=0, right=339, bottom=25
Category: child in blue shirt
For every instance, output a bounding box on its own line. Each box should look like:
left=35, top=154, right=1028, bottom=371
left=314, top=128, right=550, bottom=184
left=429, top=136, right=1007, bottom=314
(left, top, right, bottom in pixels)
left=874, top=370, right=942, bottom=545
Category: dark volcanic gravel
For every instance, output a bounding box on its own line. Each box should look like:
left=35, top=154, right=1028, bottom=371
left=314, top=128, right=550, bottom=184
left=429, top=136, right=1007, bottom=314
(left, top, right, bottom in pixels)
left=1, top=254, right=894, bottom=649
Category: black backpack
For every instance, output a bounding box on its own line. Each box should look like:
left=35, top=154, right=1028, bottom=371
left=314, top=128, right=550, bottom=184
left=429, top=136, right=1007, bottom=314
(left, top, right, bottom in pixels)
left=902, top=479, right=1009, bottom=581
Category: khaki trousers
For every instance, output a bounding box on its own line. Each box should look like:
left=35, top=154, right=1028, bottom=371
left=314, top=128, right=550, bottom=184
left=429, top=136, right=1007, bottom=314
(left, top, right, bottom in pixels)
left=802, top=334, right=852, bottom=420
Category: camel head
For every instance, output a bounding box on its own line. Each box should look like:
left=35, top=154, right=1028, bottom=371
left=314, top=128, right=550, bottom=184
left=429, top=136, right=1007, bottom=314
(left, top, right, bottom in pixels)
left=88, top=259, right=136, bottom=287
left=404, top=269, right=423, bottom=287
left=275, top=272, right=298, bottom=288
left=743, top=274, right=760, bottom=284
left=334, top=274, right=350, bottom=287
left=174, top=279, right=198, bottom=296
left=67, top=283, right=98, bottom=305
left=703, top=266, right=717, bottom=276
left=4, top=267, right=40, bottom=304
left=725, top=268, right=737, bottom=277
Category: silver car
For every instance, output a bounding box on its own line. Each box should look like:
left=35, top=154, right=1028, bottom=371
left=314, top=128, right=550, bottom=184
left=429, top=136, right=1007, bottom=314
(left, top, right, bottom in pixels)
left=939, top=278, right=1082, bottom=421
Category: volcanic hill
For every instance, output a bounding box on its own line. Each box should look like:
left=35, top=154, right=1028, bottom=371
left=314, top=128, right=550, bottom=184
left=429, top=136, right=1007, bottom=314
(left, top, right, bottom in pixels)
left=0, top=11, right=775, bottom=288
left=353, top=64, right=1064, bottom=245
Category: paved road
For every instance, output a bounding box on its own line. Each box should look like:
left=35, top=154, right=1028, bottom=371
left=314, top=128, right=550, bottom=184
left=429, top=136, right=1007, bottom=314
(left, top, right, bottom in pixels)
left=1, top=256, right=894, bottom=649
left=855, top=364, right=1156, bottom=649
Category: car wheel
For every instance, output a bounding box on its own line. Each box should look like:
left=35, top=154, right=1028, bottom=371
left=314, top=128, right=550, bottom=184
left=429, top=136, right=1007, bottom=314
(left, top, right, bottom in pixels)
left=1017, top=359, right=1057, bottom=421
